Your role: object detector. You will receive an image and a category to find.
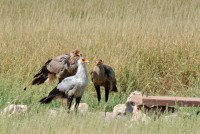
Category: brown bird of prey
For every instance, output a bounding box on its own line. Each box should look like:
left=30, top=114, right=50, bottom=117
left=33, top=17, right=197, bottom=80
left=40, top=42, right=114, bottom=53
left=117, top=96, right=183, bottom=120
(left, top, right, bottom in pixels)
left=39, top=57, right=89, bottom=113
left=91, top=59, right=118, bottom=106
left=24, top=50, right=81, bottom=91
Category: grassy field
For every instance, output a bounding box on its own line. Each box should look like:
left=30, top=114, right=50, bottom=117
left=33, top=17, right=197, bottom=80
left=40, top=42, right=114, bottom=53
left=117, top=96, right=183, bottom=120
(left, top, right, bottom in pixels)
left=1, top=0, right=200, bottom=133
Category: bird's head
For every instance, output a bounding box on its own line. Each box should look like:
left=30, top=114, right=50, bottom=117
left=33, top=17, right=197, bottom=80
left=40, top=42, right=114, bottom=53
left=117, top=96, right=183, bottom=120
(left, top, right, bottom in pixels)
left=78, top=57, right=89, bottom=64
left=96, top=59, right=103, bottom=66
left=70, top=50, right=82, bottom=57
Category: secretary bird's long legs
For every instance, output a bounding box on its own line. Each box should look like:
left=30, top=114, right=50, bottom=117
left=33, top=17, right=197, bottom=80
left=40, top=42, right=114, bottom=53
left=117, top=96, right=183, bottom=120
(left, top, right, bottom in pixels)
left=74, top=97, right=81, bottom=114
left=104, top=87, right=110, bottom=117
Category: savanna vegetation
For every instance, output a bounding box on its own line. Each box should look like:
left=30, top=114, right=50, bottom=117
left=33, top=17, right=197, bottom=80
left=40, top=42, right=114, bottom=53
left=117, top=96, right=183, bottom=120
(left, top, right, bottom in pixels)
left=1, top=0, right=200, bottom=133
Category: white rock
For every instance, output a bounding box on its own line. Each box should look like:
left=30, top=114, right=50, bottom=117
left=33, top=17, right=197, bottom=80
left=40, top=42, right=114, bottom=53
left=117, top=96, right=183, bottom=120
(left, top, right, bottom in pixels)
left=2, top=104, right=27, bottom=116
left=125, top=91, right=150, bottom=122
left=113, top=104, right=127, bottom=117
left=126, top=91, right=143, bottom=102
left=105, top=91, right=149, bottom=122
left=71, top=103, right=89, bottom=113
left=125, top=91, right=144, bottom=114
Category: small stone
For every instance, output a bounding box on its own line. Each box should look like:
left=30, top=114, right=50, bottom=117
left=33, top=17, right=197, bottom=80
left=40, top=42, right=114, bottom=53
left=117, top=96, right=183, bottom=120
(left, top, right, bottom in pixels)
left=126, top=91, right=143, bottom=103
left=2, top=104, right=27, bottom=116
left=71, top=103, right=89, bottom=113
left=113, top=104, right=126, bottom=117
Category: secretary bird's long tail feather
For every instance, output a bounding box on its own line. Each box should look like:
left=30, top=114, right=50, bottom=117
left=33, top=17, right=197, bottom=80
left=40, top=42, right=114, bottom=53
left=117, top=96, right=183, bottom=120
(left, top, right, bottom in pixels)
left=111, top=85, right=118, bottom=92
left=39, top=97, right=48, bottom=103
left=39, top=96, right=55, bottom=104
left=39, top=87, right=62, bottom=104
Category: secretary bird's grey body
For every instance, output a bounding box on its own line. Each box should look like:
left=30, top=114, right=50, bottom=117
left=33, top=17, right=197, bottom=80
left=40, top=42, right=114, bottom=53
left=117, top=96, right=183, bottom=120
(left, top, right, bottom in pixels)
left=24, top=50, right=80, bottom=90
left=39, top=57, right=89, bottom=112
left=91, top=59, right=118, bottom=106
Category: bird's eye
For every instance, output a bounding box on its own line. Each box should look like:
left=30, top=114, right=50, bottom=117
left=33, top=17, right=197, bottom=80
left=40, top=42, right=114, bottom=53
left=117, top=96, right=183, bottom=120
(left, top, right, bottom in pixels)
left=82, top=58, right=86, bottom=62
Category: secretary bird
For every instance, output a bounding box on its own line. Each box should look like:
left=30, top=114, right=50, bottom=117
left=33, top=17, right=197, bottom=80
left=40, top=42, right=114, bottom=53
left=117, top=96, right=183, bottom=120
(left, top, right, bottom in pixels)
left=23, top=50, right=81, bottom=91
left=91, top=59, right=117, bottom=115
left=39, top=57, right=89, bottom=113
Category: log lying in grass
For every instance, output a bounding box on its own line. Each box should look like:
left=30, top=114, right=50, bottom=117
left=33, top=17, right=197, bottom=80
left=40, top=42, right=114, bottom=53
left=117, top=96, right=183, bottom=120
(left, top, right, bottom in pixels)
left=129, top=95, right=200, bottom=107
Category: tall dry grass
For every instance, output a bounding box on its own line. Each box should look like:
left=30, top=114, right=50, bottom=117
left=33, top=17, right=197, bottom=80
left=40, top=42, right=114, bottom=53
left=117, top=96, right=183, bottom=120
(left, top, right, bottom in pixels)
left=1, top=0, right=200, bottom=94
left=0, top=0, right=200, bottom=132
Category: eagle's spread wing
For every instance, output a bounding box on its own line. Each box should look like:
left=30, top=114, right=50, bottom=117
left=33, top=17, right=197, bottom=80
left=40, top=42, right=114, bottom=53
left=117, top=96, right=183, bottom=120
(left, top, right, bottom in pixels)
left=46, top=55, right=70, bottom=73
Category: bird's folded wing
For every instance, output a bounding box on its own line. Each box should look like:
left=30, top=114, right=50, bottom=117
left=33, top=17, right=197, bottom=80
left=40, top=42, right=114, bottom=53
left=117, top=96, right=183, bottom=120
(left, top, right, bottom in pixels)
left=57, top=78, right=76, bottom=92
left=103, top=65, right=115, bottom=79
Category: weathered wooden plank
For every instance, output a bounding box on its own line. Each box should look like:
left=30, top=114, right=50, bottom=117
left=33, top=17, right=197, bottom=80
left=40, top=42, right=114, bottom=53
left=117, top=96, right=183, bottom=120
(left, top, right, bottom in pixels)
left=130, top=95, right=200, bottom=107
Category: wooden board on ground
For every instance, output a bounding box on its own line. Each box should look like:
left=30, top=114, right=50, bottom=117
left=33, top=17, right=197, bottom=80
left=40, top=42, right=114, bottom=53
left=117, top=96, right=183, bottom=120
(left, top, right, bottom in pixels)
left=130, top=95, right=200, bottom=107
